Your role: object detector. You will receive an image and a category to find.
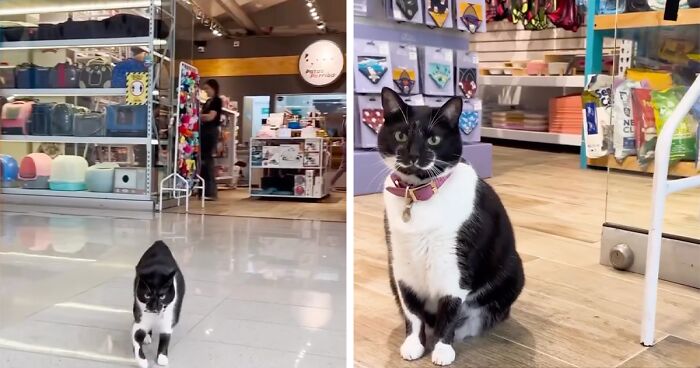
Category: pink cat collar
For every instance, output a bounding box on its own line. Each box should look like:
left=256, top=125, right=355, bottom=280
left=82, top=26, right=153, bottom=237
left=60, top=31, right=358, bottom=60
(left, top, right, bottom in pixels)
left=386, top=173, right=451, bottom=201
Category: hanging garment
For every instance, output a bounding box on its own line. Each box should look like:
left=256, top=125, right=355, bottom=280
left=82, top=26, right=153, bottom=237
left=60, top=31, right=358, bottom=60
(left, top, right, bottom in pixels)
left=393, top=68, right=417, bottom=95
left=358, top=56, right=388, bottom=84
left=487, top=0, right=510, bottom=21
left=458, top=68, right=478, bottom=98
left=428, top=63, right=451, bottom=88
left=361, top=109, right=385, bottom=133
left=396, top=0, right=420, bottom=19
left=427, top=0, right=450, bottom=27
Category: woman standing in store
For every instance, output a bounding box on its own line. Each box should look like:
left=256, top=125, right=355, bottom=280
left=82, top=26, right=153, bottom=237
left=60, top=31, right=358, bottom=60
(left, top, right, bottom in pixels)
left=200, top=79, right=223, bottom=200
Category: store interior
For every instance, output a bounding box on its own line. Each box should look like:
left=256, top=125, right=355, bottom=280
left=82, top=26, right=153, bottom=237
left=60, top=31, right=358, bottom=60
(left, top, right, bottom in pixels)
left=353, top=0, right=700, bottom=366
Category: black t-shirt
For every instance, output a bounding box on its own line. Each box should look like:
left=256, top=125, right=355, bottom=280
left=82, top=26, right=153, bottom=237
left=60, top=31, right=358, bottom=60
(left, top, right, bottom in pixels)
left=202, top=96, right=222, bottom=134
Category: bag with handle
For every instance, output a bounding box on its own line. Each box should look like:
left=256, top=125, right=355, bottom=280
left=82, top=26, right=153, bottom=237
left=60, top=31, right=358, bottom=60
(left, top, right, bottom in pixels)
left=111, top=58, right=146, bottom=88
left=0, top=63, right=15, bottom=88
left=16, top=64, right=51, bottom=89
left=50, top=103, right=76, bottom=136
left=50, top=62, right=80, bottom=88
left=0, top=21, right=37, bottom=42
left=73, top=112, right=106, bottom=137
left=36, top=23, right=61, bottom=40
left=1, top=100, right=34, bottom=135
left=29, top=102, right=55, bottom=135
left=80, top=58, right=113, bottom=88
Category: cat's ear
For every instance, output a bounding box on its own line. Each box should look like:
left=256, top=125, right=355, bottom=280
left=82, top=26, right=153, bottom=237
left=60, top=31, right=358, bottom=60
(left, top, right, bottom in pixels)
left=437, top=97, right=463, bottom=129
left=381, top=87, right=407, bottom=119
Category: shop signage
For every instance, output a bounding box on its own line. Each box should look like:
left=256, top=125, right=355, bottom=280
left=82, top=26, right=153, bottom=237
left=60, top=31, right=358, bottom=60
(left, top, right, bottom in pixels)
left=299, top=40, right=344, bottom=87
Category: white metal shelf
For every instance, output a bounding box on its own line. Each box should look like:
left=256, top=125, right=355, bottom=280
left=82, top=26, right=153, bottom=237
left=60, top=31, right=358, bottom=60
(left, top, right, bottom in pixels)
left=0, top=187, right=151, bottom=201
left=481, top=127, right=581, bottom=146
left=0, top=88, right=125, bottom=97
left=250, top=193, right=328, bottom=199
left=0, top=136, right=151, bottom=145
left=480, top=75, right=585, bottom=88
left=0, top=37, right=166, bottom=51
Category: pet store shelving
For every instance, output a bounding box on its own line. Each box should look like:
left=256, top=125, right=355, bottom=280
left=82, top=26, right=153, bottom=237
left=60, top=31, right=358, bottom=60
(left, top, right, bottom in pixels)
left=594, top=8, right=700, bottom=30
left=479, top=75, right=585, bottom=88
left=215, top=108, right=240, bottom=186
left=0, top=0, right=175, bottom=210
left=249, top=137, right=331, bottom=200
left=480, top=127, right=580, bottom=146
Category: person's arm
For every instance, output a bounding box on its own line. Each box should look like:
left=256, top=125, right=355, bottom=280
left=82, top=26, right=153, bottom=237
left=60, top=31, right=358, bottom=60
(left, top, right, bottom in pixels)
left=201, top=98, right=222, bottom=123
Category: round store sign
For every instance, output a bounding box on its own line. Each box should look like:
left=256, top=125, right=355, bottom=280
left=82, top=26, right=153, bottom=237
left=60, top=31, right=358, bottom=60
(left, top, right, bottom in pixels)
left=299, top=40, right=344, bottom=87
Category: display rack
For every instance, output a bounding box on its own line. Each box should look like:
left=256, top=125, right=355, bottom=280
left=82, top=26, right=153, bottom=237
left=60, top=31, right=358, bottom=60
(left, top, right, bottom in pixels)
left=0, top=0, right=175, bottom=211
left=215, top=108, right=240, bottom=187
left=249, top=137, right=330, bottom=200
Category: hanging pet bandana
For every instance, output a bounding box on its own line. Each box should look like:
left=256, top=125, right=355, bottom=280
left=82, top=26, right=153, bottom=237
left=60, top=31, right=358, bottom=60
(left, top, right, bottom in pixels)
left=427, top=0, right=450, bottom=27
left=361, top=109, right=385, bottom=133
left=459, top=111, right=480, bottom=135
left=460, top=3, right=483, bottom=33
left=429, top=63, right=451, bottom=88
left=396, top=0, right=419, bottom=19
left=358, top=56, right=388, bottom=84
left=393, top=68, right=416, bottom=95
left=458, top=68, right=478, bottom=98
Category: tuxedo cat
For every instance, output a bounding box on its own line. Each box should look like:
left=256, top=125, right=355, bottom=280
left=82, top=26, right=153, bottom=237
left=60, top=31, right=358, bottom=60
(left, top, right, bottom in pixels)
left=132, top=241, right=185, bottom=368
left=379, top=88, right=524, bottom=366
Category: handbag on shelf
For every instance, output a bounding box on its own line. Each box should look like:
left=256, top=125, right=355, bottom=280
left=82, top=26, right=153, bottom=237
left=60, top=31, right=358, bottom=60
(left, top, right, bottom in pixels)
left=1, top=100, right=34, bottom=135
left=73, top=112, right=106, bottom=137
left=80, top=58, right=113, bottom=88
left=0, top=63, right=16, bottom=89
left=111, top=58, right=147, bottom=88
left=0, top=21, right=37, bottom=42
left=16, top=64, right=51, bottom=89
left=36, top=23, right=61, bottom=40
left=50, top=103, right=76, bottom=136
left=50, top=62, right=80, bottom=89
left=29, top=102, right=55, bottom=135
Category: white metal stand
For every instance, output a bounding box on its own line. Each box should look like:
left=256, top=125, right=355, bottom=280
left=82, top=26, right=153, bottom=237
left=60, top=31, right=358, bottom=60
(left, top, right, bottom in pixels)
left=158, top=62, right=205, bottom=212
left=641, top=74, right=700, bottom=346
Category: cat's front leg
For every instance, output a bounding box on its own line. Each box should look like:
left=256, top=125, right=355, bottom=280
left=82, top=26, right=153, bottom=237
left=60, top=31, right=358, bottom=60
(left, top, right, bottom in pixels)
left=156, top=333, right=171, bottom=366
left=131, top=324, right=149, bottom=368
left=431, top=296, right=462, bottom=366
left=396, top=281, right=426, bottom=361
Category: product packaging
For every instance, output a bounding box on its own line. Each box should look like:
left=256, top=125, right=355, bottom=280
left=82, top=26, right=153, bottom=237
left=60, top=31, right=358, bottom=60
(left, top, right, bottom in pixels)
left=262, top=146, right=281, bottom=167
left=651, top=87, right=698, bottom=164
left=461, top=98, right=482, bottom=142
left=582, top=75, right=613, bottom=159
left=425, top=0, right=454, bottom=28
left=356, top=95, right=384, bottom=149
left=294, top=175, right=307, bottom=196
left=278, top=144, right=303, bottom=168
left=612, top=79, right=640, bottom=162
left=313, top=176, right=324, bottom=197
left=355, top=39, right=393, bottom=93
left=390, top=43, right=421, bottom=95
left=389, top=0, right=424, bottom=23
left=455, top=51, right=478, bottom=99
left=455, top=0, right=486, bottom=33
left=305, top=170, right=315, bottom=194
left=423, top=47, right=455, bottom=96
left=632, top=87, right=657, bottom=167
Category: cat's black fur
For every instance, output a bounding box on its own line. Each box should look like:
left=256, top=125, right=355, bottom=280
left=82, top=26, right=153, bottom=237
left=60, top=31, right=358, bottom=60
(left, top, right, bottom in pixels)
left=380, top=87, right=525, bottom=362
left=133, top=240, right=185, bottom=367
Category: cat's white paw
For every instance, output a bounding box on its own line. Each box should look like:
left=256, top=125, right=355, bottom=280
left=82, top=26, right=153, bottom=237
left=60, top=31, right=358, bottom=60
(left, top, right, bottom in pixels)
left=157, top=354, right=169, bottom=366
left=144, top=334, right=152, bottom=345
left=135, top=357, right=148, bottom=368
left=431, top=342, right=455, bottom=366
left=400, top=335, right=425, bottom=361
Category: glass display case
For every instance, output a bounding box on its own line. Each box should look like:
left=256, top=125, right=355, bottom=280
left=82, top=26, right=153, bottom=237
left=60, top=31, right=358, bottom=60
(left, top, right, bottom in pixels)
left=0, top=0, right=176, bottom=210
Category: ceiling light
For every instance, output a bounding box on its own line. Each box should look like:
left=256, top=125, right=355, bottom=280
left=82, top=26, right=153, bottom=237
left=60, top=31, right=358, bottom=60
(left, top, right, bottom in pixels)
left=310, top=9, right=317, bottom=15
left=313, top=15, right=320, bottom=20
left=306, top=1, right=313, bottom=7
left=309, top=7, right=316, bottom=12
left=316, top=22, right=325, bottom=29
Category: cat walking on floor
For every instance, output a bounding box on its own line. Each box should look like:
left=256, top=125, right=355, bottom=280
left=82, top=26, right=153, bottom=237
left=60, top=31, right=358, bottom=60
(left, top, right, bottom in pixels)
left=378, top=88, right=525, bottom=366
left=132, top=241, right=185, bottom=368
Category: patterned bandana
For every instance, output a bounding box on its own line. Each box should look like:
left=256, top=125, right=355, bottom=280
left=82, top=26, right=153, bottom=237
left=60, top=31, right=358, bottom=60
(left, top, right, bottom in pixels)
left=428, top=63, right=451, bottom=88
left=358, top=56, right=388, bottom=84
left=459, top=110, right=480, bottom=135
left=392, top=68, right=417, bottom=95
left=427, top=0, right=450, bottom=27
left=458, top=68, right=478, bottom=98
left=361, top=109, right=385, bottom=133
left=396, top=0, right=419, bottom=19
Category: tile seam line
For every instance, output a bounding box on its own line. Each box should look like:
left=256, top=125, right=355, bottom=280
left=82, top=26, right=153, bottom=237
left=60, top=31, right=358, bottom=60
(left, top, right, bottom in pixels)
left=491, top=332, right=581, bottom=368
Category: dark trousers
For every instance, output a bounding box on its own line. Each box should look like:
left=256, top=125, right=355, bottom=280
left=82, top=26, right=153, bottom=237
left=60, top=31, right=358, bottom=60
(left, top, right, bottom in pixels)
left=200, top=129, right=219, bottom=198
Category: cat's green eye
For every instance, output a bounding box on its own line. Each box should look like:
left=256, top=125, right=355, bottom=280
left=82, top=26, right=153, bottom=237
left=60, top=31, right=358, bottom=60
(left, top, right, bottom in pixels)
left=160, top=294, right=166, bottom=300
left=394, top=131, right=408, bottom=142
left=145, top=293, right=151, bottom=299
left=428, top=136, right=441, bottom=145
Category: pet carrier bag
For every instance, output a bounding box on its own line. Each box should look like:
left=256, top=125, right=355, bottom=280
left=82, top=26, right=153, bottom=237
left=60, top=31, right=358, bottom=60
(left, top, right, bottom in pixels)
left=0, top=21, right=37, bottom=42
left=86, top=162, right=119, bottom=193
left=29, top=102, right=54, bottom=135
left=79, top=58, right=113, bottom=88
left=0, top=154, right=19, bottom=188
left=111, top=58, right=146, bottom=88
left=0, top=63, right=16, bottom=88
left=18, top=152, right=52, bottom=189
left=49, top=62, right=80, bottom=88
left=73, top=112, right=105, bottom=137
left=36, top=23, right=60, bottom=40
left=15, top=64, right=51, bottom=89
left=49, top=155, right=88, bottom=191
left=1, top=100, right=34, bottom=135
left=106, top=105, right=148, bottom=137
left=60, top=18, right=105, bottom=39
left=50, top=103, right=76, bottom=136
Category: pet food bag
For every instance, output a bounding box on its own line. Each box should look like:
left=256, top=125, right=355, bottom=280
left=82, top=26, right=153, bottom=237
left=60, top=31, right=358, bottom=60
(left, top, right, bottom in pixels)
left=355, top=40, right=393, bottom=94
left=651, top=87, right=697, bottom=164
left=390, top=43, right=421, bottom=96
left=582, top=75, right=613, bottom=159
left=423, top=46, right=455, bottom=96
left=612, top=80, right=641, bottom=162
left=632, top=88, right=657, bottom=167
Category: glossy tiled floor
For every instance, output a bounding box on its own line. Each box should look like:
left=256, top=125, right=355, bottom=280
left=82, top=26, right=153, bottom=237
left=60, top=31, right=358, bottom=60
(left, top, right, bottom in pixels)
left=0, top=210, right=346, bottom=368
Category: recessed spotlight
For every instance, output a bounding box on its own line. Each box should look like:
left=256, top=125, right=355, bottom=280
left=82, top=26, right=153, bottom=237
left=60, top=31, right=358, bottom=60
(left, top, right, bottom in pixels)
left=316, top=22, right=325, bottom=29
left=306, top=1, right=313, bottom=7
left=309, top=7, right=316, bottom=12
left=312, top=15, right=320, bottom=20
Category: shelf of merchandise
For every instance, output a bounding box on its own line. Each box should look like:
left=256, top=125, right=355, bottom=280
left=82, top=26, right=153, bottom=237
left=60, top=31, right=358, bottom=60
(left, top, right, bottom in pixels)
left=0, top=88, right=126, bottom=97
left=594, top=8, right=700, bottom=30
left=0, top=37, right=166, bottom=51
left=480, top=75, right=585, bottom=88
left=249, top=192, right=328, bottom=199
left=215, top=109, right=239, bottom=185
left=587, top=155, right=699, bottom=177
left=251, top=165, right=322, bottom=170
left=0, top=136, right=152, bottom=145
left=0, top=188, right=150, bottom=201
left=481, top=127, right=581, bottom=146
left=0, top=1, right=158, bottom=16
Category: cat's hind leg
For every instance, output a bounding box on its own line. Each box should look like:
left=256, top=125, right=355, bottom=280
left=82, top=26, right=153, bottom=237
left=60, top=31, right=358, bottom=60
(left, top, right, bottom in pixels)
left=396, top=281, right=426, bottom=361
left=132, top=324, right=149, bottom=368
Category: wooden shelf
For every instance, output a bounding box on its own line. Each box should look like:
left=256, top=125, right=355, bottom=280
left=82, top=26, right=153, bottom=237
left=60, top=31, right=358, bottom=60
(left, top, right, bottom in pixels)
left=588, top=155, right=699, bottom=177
left=480, top=75, right=585, bottom=88
left=594, top=8, right=700, bottom=30
left=481, top=127, right=581, bottom=146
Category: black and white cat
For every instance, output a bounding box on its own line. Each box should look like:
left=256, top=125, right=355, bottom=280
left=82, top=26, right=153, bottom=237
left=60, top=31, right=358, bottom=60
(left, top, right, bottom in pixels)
left=132, top=241, right=185, bottom=368
left=379, top=88, right=525, bottom=366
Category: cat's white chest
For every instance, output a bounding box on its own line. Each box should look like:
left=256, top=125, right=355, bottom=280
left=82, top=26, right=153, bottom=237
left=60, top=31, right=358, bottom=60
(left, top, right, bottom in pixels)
left=384, top=164, right=478, bottom=300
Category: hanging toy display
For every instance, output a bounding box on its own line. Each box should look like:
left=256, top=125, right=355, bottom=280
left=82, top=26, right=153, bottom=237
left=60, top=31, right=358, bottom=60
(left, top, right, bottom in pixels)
left=176, top=65, right=201, bottom=188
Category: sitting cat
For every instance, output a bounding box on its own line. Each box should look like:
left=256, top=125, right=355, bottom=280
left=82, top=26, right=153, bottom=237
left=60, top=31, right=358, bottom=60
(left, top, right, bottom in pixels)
left=378, top=88, right=525, bottom=366
left=132, top=241, right=185, bottom=368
